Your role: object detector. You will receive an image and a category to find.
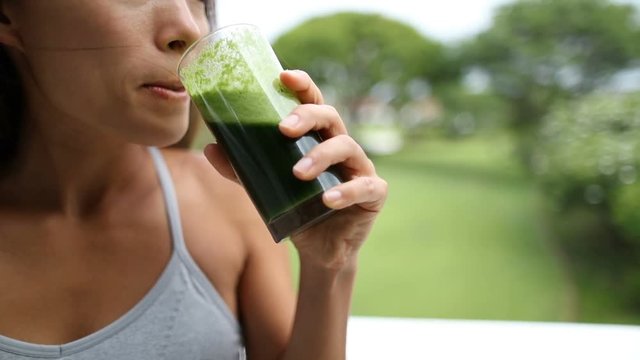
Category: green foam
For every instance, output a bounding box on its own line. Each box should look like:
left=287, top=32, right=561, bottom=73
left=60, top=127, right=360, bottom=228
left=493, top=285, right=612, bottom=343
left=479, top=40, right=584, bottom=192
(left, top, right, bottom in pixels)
left=180, top=25, right=299, bottom=124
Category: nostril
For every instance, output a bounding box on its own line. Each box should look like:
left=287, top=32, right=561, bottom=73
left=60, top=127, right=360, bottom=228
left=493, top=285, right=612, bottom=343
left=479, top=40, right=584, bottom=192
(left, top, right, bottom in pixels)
left=168, top=40, right=186, bottom=51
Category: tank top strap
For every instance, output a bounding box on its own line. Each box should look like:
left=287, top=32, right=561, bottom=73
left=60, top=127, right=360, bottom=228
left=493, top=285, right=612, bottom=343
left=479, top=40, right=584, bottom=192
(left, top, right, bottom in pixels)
left=147, top=147, right=241, bottom=332
left=148, top=147, right=188, bottom=253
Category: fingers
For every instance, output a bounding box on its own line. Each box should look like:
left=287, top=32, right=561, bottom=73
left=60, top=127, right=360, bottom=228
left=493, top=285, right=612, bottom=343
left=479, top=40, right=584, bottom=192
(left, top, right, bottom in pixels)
left=292, top=134, right=375, bottom=180
left=279, top=69, right=346, bottom=139
left=203, top=143, right=239, bottom=182
left=280, top=70, right=324, bottom=105
left=323, top=176, right=388, bottom=212
left=290, top=134, right=386, bottom=212
left=279, top=104, right=348, bottom=139
left=280, top=69, right=388, bottom=213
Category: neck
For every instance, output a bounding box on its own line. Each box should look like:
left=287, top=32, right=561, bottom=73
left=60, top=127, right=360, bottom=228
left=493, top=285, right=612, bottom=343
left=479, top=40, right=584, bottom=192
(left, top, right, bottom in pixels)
left=0, top=106, right=156, bottom=219
left=0, top=53, right=165, bottom=219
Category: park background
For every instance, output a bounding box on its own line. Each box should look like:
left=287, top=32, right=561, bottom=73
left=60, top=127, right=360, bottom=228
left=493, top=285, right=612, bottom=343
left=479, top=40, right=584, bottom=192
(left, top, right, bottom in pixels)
left=195, top=0, right=640, bottom=325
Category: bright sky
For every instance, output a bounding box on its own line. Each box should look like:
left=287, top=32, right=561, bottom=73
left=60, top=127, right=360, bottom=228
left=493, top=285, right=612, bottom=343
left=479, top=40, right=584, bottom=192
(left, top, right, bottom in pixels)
left=216, top=0, right=512, bottom=43
left=217, top=0, right=640, bottom=43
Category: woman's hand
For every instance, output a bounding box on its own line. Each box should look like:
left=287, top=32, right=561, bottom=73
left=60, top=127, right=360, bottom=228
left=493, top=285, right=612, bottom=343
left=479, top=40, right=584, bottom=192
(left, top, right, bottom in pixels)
left=277, top=70, right=388, bottom=271
left=204, top=69, right=388, bottom=271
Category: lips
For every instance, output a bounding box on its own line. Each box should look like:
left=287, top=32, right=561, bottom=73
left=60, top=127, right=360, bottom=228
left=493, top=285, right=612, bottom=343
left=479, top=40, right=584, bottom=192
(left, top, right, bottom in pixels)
left=141, top=79, right=188, bottom=101
left=142, top=80, right=185, bottom=92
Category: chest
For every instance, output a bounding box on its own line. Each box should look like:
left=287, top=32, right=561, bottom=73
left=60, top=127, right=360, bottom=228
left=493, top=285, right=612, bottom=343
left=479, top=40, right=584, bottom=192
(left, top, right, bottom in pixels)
left=0, top=212, right=170, bottom=342
left=0, top=205, right=245, bottom=345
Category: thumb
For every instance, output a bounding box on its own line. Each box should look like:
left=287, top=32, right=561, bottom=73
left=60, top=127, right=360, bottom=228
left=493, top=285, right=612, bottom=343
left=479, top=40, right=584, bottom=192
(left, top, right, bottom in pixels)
left=203, top=143, right=239, bottom=183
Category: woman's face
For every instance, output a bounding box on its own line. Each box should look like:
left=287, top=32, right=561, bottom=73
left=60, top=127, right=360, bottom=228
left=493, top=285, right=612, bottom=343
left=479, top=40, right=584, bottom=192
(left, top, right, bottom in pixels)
left=4, top=0, right=210, bottom=146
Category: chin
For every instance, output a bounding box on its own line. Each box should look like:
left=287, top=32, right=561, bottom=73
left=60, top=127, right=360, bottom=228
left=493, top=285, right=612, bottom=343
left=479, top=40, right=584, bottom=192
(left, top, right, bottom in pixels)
left=114, top=103, right=195, bottom=147
left=145, top=127, right=189, bottom=147
left=124, top=118, right=190, bottom=148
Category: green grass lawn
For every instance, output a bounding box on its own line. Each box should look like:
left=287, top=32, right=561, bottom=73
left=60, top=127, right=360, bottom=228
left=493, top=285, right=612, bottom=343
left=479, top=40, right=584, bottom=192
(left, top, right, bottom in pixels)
left=348, top=133, right=571, bottom=321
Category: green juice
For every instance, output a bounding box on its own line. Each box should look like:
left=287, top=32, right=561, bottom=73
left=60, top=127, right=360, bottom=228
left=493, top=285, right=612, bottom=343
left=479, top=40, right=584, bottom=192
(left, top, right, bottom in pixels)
left=180, top=25, right=342, bottom=241
left=191, top=90, right=341, bottom=240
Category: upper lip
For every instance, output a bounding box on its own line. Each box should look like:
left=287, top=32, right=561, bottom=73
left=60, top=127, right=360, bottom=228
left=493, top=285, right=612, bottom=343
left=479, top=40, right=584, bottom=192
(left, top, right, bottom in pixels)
left=143, top=79, right=185, bottom=92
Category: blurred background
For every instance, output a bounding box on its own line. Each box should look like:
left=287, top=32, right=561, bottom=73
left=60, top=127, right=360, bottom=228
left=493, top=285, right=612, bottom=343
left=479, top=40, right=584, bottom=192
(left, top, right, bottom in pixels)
left=199, top=0, right=640, bottom=325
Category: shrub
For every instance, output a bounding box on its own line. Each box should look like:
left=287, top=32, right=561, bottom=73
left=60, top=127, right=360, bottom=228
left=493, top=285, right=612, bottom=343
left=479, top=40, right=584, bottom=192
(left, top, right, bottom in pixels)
left=533, top=92, right=640, bottom=310
left=612, top=182, right=640, bottom=245
left=534, top=92, right=640, bottom=212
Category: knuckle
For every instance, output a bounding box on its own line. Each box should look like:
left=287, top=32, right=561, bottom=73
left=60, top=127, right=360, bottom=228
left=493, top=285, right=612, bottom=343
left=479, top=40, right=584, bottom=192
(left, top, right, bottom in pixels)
left=321, top=104, right=344, bottom=126
left=337, top=134, right=358, bottom=151
left=294, top=104, right=313, bottom=116
left=380, top=178, right=389, bottom=193
left=321, top=104, right=339, bottom=116
left=361, top=176, right=376, bottom=196
left=376, top=178, right=389, bottom=200
left=334, top=135, right=357, bottom=159
left=294, top=69, right=310, bottom=79
left=308, top=145, right=328, bottom=164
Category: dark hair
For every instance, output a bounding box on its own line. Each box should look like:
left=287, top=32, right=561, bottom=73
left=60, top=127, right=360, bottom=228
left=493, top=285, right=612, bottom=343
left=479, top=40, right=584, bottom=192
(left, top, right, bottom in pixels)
left=0, top=0, right=217, bottom=172
left=0, top=44, right=24, bottom=175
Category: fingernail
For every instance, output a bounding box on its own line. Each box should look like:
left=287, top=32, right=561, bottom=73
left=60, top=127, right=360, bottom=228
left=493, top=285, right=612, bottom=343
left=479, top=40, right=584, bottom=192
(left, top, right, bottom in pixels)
left=294, top=157, right=313, bottom=173
left=280, top=114, right=299, bottom=129
left=325, top=190, right=342, bottom=203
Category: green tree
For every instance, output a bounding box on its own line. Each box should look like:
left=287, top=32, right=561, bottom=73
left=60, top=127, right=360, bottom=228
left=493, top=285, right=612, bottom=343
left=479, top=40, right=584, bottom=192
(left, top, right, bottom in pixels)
left=463, top=0, right=640, bottom=134
left=272, top=12, right=458, bottom=124
left=534, top=91, right=640, bottom=310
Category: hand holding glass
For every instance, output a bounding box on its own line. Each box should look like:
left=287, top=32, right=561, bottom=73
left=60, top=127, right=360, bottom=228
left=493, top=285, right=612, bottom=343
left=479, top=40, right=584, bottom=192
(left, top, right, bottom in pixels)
left=178, top=24, right=343, bottom=242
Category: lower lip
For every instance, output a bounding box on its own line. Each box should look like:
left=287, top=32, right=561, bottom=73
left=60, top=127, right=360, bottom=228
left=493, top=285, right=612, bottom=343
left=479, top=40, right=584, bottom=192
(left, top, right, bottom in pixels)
left=142, top=85, right=189, bottom=102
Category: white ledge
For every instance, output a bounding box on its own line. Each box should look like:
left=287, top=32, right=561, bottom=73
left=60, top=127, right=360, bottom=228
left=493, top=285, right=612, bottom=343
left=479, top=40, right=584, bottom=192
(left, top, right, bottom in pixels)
left=347, top=316, right=640, bottom=359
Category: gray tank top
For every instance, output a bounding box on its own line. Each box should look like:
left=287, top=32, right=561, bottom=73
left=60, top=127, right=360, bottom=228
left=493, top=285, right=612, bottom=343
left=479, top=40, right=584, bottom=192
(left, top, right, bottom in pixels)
left=0, top=147, right=246, bottom=359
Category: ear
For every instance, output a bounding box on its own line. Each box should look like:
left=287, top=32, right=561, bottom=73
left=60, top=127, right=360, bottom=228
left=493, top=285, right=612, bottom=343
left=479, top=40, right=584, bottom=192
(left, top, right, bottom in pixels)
left=0, top=3, right=23, bottom=51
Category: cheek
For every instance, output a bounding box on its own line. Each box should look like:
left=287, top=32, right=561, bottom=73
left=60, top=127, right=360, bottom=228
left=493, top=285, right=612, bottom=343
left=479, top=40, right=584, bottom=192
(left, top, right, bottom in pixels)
left=26, top=50, right=122, bottom=119
left=19, top=2, right=136, bottom=119
left=16, top=1, right=191, bottom=145
left=28, top=52, right=190, bottom=146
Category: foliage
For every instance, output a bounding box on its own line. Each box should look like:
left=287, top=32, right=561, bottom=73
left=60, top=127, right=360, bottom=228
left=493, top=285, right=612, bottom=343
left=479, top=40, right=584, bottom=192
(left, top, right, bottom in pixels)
left=534, top=92, right=640, bottom=309
left=534, top=93, right=640, bottom=209
left=462, top=0, right=640, bottom=132
left=612, top=182, right=640, bottom=242
left=437, top=84, right=511, bottom=137
left=273, top=12, right=459, bottom=121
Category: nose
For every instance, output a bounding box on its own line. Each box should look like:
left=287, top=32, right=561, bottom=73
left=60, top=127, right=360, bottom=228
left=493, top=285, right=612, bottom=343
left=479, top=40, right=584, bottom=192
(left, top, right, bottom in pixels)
left=155, top=0, right=204, bottom=53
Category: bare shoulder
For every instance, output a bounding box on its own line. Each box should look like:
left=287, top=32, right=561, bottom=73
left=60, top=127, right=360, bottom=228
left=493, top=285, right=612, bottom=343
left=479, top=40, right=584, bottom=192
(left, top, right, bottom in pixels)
left=159, top=147, right=267, bottom=233
left=161, top=148, right=246, bottom=208
left=156, top=147, right=288, bottom=316
left=159, top=148, right=295, bottom=347
left=157, top=145, right=294, bottom=259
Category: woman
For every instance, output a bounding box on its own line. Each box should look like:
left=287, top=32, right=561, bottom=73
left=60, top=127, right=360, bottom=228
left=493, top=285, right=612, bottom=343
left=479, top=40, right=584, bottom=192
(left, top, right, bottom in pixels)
left=0, top=0, right=387, bottom=359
